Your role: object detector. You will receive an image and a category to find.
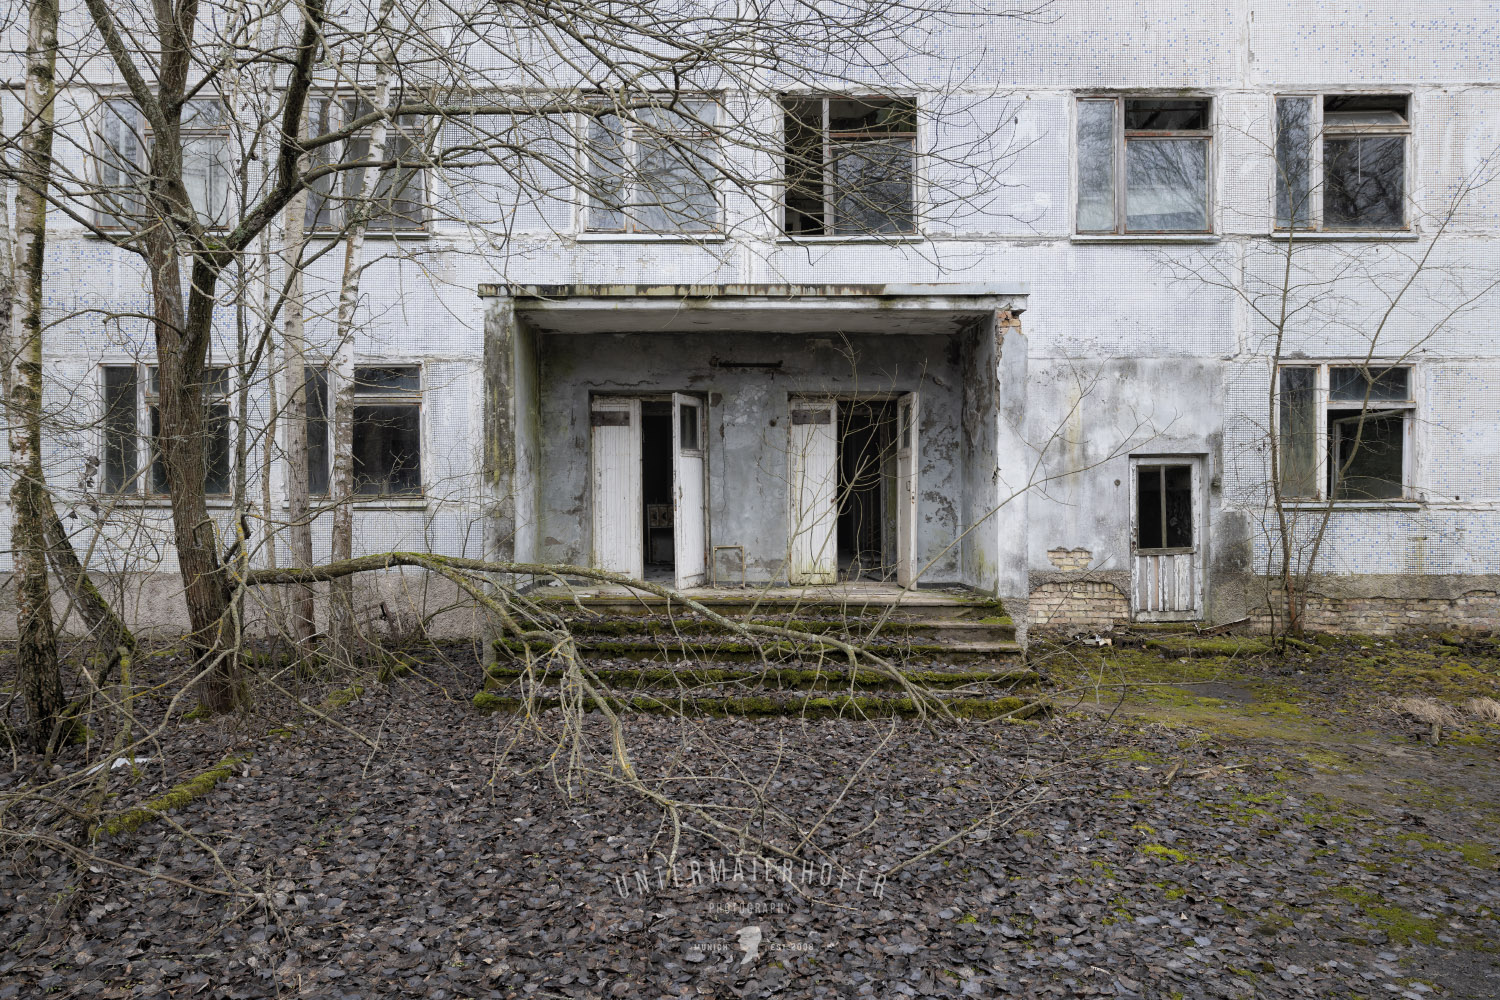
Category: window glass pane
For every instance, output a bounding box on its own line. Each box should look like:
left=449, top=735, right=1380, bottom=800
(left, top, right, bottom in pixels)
left=585, top=113, right=628, bottom=231
left=1323, top=136, right=1404, bottom=229
left=635, top=134, right=718, bottom=232
left=149, top=405, right=168, bottom=494
left=1136, top=467, right=1164, bottom=549
left=353, top=404, right=422, bottom=495
left=1278, top=367, right=1318, bottom=498
left=343, top=105, right=426, bottom=230
left=1330, top=365, right=1409, bottom=402
left=354, top=365, right=420, bottom=393
left=306, top=97, right=340, bottom=229
left=205, top=404, right=231, bottom=496
left=1274, top=97, right=1312, bottom=229
left=305, top=367, right=330, bottom=495
left=103, top=366, right=138, bottom=493
left=1075, top=100, right=1115, bottom=232
left=1123, top=99, right=1209, bottom=131
left=1329, top=411, right=1404, bottom=500
left=1163, top=465, right=1193, bottom=548
left=830, top=137, right=915, bottom=235
left=783, top=98, right=826, bottom=235
left=96, top=101, right=144, bottom=227
left=678, top=403, right=699, bottom=451
left=1323, top=94, right=1407, bottom=125
left=1125, top=139, right=1207, bottom=231
left=180, top=134, right=232, bottom=227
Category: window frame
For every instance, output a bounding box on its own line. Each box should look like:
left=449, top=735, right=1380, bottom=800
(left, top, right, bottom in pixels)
left=92, top=97, right=235, bottom=231
left=579, top=97, right=723, bottom=236
left=100, top=363, right=234, bottom=500
left=779, top=93, right=921, bottom=239
left=1274, top=361, right=1419, bottom=504
left=1074, top=93, right=1215, bottom=236
left=1273, top=92, right=1413, bottom=234
left=305, top=95, right=432, bottom=235
left=350, top=363, right=425, bottom=499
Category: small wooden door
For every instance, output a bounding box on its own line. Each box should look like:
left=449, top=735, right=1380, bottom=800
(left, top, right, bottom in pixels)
left=1130, top=458, right=1204, bottom=620
left=672, top=393, right=707, bottom=589
left=895, top=393, right=919, bottom=587
left=591, top=398, right=642, bottom=578
left=787, top=400, right=837, bottom=585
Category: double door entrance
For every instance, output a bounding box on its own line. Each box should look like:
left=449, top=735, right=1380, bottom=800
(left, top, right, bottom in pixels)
left=590, top=392, right=920, bottom=590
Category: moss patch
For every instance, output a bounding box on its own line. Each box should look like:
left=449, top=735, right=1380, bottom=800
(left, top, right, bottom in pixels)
left=98, top=756, right=243, bottom=839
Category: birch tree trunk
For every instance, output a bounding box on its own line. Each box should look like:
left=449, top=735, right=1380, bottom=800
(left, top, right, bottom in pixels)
left=9, top=0, right=64, bottom=750
left=281, top=125, right=317, bottom=645
left=329, top=0, right=398, bottom=648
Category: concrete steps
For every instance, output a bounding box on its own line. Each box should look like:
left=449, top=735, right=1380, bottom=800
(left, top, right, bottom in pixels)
left=477, top=586, right=1041, bottom=718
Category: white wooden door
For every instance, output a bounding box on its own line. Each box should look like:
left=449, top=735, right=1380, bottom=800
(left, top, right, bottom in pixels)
left=895, top=393, right=919, bottom=587
left=1131, top=459, right=1204, bottom=620
left=591, top=398, right=642, bottom=578
left=787, top=400, right=837, bottom=585
left=672, top=393, right=707, bottom=589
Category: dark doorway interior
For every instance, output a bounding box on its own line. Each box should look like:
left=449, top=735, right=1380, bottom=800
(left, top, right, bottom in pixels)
left=641, top=402, right=675, bottom=580
left=838, top=400, right=896, bottom=581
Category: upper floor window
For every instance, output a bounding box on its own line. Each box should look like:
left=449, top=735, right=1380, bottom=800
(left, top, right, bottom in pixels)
left=1076, top=96, right=1212, bottom=234
left=782, top=96, right=917, bottom=237
left=306, top=97, right=429, bottom=233
left=102, top=365, right=232, bottom=497
left=95, top=100, right=234, bottom=229
left=583, top=100, right=719, bottom=234
left=1275, top=94, right=1409, bottom=232
left=1277, top=363, right=1414, bottom=502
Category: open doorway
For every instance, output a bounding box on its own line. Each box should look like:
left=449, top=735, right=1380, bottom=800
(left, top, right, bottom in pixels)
left=642, top=402, right=675, bottom=582
left=838, top=400, right=897, bottom=581
left=591, top=394, right=707, bottom=588
left=788, top=394, right=918, bottom=586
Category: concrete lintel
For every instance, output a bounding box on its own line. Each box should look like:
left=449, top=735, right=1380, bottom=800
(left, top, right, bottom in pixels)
left=477, top=282, right=1029, bottom=304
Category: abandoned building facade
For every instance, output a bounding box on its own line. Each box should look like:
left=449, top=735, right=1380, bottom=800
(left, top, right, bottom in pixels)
left=7, top=2, right=1500, bottom=636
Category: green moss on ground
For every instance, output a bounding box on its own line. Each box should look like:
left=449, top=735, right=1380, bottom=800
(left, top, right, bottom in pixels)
left=1330, top=886, right=1442, bottom=946
left=98, top=756, right=243, bottom=838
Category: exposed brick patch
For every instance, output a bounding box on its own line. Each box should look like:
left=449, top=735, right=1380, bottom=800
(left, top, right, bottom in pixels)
left=1028, top=580, right=1129, bottom=631
left=1046, top=547, right=1093, bottom=572
left=1250, top=590, right=1500, bottom=635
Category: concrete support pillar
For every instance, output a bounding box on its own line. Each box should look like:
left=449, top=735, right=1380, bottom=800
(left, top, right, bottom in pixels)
left=991, top=309, right=1030, bottom=615
left=960, top=307, right=1028, bottom=609
left=481, top=295, right=539, bottom=569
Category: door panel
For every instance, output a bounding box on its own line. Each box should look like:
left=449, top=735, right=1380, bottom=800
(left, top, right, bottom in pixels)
left=591, top=398, right=642, bottom=578
left=672, top=393, right=707, bottom=589
left=1130, top=459, right=1204, bottom=620
left=896, top=393, right=919, bottom=587
left=787, top=400, right=837, bottom=585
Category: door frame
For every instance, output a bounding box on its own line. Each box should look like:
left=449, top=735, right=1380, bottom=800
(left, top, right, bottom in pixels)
left=1128, top=454, right=1207, bottom=621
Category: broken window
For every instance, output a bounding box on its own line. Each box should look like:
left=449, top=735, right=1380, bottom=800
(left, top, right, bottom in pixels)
left=352, top=365, right=422, bottom=496
left=95, top=99, right=234, bottom=228
left=304, top=366, right=331, bottom=496
left=101, top=364, right=232, bottom=497
left=783, top=96, right=917, bottom=236
left=306, top=98, right=429, bottom=232
left=1276, top=363, right=1413, bottom=501
left=584, top=100, right=719, bottom=233
left=1076, top=96, right=1211, bottom=234
left=1275, top=94, right=1408, bottom=231
left=1136, top=464, right=1194, bottom=551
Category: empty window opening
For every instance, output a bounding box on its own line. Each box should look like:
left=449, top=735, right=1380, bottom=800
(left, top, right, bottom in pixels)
left=641, top=402, right=676, bottom=581
left=1136, top=465, right=1193, bottom=552
left=1277, top=363, right=1413, bottom=501
left=838, top=400, right=898, bottom=581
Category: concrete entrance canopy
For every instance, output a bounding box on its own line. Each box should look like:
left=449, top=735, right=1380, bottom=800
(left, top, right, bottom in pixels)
left=478, top=283, right=1031, bottom=606
left=479, top=283, right=1028, bottom=336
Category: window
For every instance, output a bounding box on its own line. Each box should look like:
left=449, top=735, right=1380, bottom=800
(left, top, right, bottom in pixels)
left=584, top=101, right=719, bottom=233
left=1076, top=96, right=1212, bottom=234
left=304, top=366, right=331, bottom=495
left=1275, top=94, right=1409, bottom=231
left=1135, top=464, right=1194, bottom=551
left=1277, top=363, right=1414, bottom=501
left=352, top=365, right=422, bottom=496
left=101, top=365, right=231, bottom=497
left=782, top=96, right=917, bottom=237
left=95, top=100, right=233, bottom=228
left=306, top=97, right=429, bottom=232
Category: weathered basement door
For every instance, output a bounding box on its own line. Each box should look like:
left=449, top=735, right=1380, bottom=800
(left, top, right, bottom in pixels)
left=1130, top=457, right=1204, bottom=620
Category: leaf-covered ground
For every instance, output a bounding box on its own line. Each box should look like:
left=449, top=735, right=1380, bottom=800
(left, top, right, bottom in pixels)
left=3, top=635, right=1500, bottom=998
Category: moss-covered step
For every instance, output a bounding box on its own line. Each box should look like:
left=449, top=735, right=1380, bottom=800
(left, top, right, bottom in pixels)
left=527, top=614, right=1015, bottom=643
left=482, top=661, right=1041, bottom=693
left=491, top=634, right=1024, bottom=665
left=527, top=587, right=1007, bottom=621
left=471, top=687, right=1048, bottom=721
